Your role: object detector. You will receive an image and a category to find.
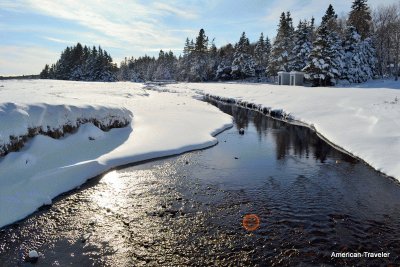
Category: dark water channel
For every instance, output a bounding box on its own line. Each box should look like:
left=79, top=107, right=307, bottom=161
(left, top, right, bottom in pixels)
left=1, top=101, right=400, bottom=266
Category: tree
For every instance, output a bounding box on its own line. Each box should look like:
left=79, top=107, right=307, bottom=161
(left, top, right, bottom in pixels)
left=194, top=29, right=208, bottom=54
left=289, top=20, right=313, bottom=71
left=40, top=43, right=116, bottom=82
left=348, top=0, right=372, bottom=39
left=342, top=26, right=363, bottom=83
left=39, top=64, right=50, bottom=79
left=303, top=5, right=344, bottom=86
left=267, top=12, right=294, bottom=77
left=254, top=33, right=269, bottom=77
left=373, top=3, right=400, bottom=79
left=189, top=29, right=210, bottom=81
left=231, top=32, right=256, bottom=79
left=215, top=43, right=235, bottom=80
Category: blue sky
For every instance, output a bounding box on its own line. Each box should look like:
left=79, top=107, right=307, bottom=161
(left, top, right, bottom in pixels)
left=0, top=0, right=398, bottom=76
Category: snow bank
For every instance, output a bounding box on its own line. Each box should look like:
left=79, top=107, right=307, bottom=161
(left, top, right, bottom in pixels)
left=0, top=80, right=232, bottom=228
left=0, top=102, right=131, bottom=155
left=162, top=82, right=400, bottom=182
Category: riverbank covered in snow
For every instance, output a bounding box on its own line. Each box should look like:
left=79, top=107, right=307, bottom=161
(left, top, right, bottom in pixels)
left=0, top=80, right=232, bottom=228
left=0, top=102, right=132, bottom=156
left=162, top=82, right=400, bottom=182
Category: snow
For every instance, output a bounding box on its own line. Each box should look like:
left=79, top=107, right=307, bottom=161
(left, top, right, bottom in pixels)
left=161, top=81, right=400, bottom=182
left=1, top=79, right=399, bottom=228
left=0, top=80, right=232, bottom=228
left=28, top=250, right=39, bottom=259
left=0, top=102, right=131, bottom=154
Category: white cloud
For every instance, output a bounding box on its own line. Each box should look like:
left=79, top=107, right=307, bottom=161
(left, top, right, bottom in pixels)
left=21, top=0, right=187, bottom=51
left=0, top=45, right=59, bottom=76
left=44, top=36, right=74, bottom=45
left=153, top=2, right=199, bottom=19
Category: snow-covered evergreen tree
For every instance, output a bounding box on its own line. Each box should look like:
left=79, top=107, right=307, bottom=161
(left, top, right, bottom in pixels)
left=267, top=12, right=294, bottom=77
left=216, top=43, right=235, bottom=80
left=341, top=25, right=376, bottom=83
left=360, top=37, right=377, bottom=80
left=342, top=26, right=363, bottom=83
left=254, top=33, right=266, bottom=77
left=265, top=36, right=271, bottom=68
left=231, top=32, right=256, bottom=79
left=188, top=29, right=209, bottom=81
left=289, top=20, right=313, bottom=71
left=41, top=43, right=116, bottom=82
left=303, top=5, right=344, bottom=86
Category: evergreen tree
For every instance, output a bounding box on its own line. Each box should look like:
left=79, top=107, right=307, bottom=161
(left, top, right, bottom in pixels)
left=189, top=29, right=209, bottom=81
left=264, top=36, right=271, bottom=69
left=348, top=0, right=372, bottom=39
left=39, top=64, right=50, bottom=79
left=267, top=12, right=294, bottom=77
left=289, top=20, right=313, bottom=71
left=231, top=32, right=256, bottom=79
left=194, top=29, right=208, bottom=54
left=342, top=26, right=363, bottom=83
left=254, top=33, right=267, bottom=77
left=40, top=43, right=116, bottom=82
left=341, top=25, right=376, bottom=83
left=216, top=43, right=235, bottom=80
left=360, top=37, right=376, bottom=80
left=303, top=5, right=344, bottom=86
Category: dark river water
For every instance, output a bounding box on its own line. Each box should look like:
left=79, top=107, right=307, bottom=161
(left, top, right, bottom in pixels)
left=1, top=101, right=400, bottom=266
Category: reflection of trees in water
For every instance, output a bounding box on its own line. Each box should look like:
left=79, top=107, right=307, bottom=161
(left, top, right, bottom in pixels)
left=209, top=100, right=357, bottom=164
left=213, top=101, right=249, bottom=131
left=232, top=106, right=250, bottom=131
left=253, top=113, right=268, bottom=141
left=251, top=108, right=345, bottom=163
left=270, top=121, right=332, bottom=162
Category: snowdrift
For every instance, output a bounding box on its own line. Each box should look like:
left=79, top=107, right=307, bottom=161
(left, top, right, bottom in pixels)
left=0, top=102, right=132, bottom=156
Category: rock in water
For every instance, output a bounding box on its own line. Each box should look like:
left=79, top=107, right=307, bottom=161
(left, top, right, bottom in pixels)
left=27, top=250, right=39, bottom=263
left=239, top=128, right=245, bottom=135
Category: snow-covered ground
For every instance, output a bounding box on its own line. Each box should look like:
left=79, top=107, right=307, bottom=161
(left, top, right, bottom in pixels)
left=162, top=81, right=400, bottom=182
left=1, top=79, right=399, bottom=228
left=0, top=80, right=232, bottom=228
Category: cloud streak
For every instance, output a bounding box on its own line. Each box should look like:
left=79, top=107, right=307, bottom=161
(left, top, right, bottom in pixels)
left=0, top=45, right=58, bottom=76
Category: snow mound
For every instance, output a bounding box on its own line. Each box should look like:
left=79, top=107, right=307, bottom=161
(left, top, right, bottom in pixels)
left=0, top=102, right=132, bottom=156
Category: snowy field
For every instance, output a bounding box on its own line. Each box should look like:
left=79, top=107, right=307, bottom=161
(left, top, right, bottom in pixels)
left=0, top=80, right=232, bottom=228
left=1, top=79, right=399, bottom=228
left=162, top=81, right=400, bottom=182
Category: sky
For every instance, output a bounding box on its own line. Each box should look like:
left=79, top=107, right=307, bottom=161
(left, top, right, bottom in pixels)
left=0, top=0, right=398, bottom=76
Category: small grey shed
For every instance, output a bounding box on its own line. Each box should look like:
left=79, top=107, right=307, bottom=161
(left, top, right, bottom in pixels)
left=290, top=71, right=304, bottom=86
left=277, top=71, right=290, bottom=85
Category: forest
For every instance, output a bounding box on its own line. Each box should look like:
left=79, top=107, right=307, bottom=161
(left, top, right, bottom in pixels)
left=40, top=0, right=400, bottom=86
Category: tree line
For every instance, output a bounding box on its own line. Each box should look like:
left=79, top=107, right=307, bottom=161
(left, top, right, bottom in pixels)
left=40, top=43, right=117, bottom=81
left=40, top=0, right=400, bottom=85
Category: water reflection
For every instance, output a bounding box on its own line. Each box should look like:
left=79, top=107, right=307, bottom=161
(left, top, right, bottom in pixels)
left=213, top=100, right=356, bottom=164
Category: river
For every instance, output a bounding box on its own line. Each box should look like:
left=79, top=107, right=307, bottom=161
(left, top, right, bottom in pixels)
left=1, top=100, right=399, bottom=266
